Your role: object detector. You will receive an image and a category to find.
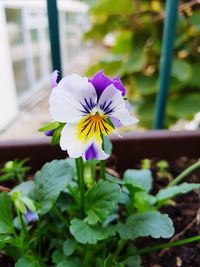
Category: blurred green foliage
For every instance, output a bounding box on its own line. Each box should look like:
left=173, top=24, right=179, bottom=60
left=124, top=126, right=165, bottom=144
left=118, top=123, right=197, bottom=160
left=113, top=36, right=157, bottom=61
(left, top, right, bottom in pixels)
left=85, top=0, right=200, bottom=128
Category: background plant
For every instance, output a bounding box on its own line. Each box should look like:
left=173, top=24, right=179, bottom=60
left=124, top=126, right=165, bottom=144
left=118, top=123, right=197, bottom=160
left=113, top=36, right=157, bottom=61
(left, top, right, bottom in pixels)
left=0, top=159, right=30, bottom=183
left=85, top=0, right=200, bottom=128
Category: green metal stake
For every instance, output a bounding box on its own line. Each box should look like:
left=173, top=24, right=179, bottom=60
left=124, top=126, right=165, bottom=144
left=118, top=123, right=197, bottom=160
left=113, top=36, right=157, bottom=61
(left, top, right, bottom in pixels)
left=47, top=0, right=62, bottom=80
left=153, top=0, right=179, bottom=129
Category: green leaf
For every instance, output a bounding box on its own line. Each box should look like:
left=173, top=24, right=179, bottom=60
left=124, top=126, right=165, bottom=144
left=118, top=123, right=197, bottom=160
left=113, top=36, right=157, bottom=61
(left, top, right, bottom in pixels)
left=51, top=126, right=63, bottom=145
left=11, top=181, right=35, bottom=196
left=133, top=191, right=156, bottom=212
left=85, top=180, right=120, bottom=224
left=112, top=31, right=132, bottom=54
left=15, top=198, right=27, bottom=214
left=117, top=211, right=174, bottom=239
left=0, top=235, right=12, bottom=249
left=15, top=256, right=41, bottom=267
left=92, top=0, right=134, bottom=16
left=188, top=10, right=200, bottom=32
left=52, top=250, right=65, bottom=264
left=123, top=169, right=153, bottom=192
left=135, top=75, right=157, bottom=95
left=70, top=219, right=115, bottom=244
left=63, top=239, right=76, bottom=256
left=106, top=174, right=125, bottom=185
left=0, top=173, right=13, bottom=182
left=103, top=136, right=113, bottom=155
left=119, top=49, right=146, bottom=75
left=122, top=255, right=142, bottom=267
left=57, top=257, right=81, bottom=267
left=137, top=96, right=155, bottom=128
left=20, top=196, right=36, bottom=212
left=172, top=59, right=192, bottom=82
left=156, top=183, right=200, bottom=202
left=168, top=93, right=200, bottom=119
left=34, top=160, right=74, bottom=214
left=38, top=121, right=60, bottom=132
left=0, top=193, right=14, bottom=234
left=189, top=63, right=200, bottom=87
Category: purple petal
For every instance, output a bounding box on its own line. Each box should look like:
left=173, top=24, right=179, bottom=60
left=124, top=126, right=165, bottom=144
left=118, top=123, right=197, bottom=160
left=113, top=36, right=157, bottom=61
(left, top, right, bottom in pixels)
left=85, top=143, right=98, bottom=160
left=24, top=210, right=39, bottom=224
left=51, top=70, right=59, bottom=88
left=89, top=70, right=112, bottom=98
left=109, top=116, right=122, bottom=128
left=45, top=130, right=55, bottom=136
left=112, top=76, right=126, bottom=96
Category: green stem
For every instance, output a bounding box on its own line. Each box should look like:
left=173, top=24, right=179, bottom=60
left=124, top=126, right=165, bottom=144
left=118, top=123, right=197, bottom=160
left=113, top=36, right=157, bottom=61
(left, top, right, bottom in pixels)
left=169, top=159, right=200, bottom=187
left=76, top=157, right=85, bottom=217
left=53, top=207, right=69, bottom=228
left=113, top=240, right=127, bottom=259
left=100, top=161, right=105, bottom=180
left=91, top=160, right=97, bottom=180
left=132, top=235, right=200, bottom=256
left=17, top=210, right=28, bottom=251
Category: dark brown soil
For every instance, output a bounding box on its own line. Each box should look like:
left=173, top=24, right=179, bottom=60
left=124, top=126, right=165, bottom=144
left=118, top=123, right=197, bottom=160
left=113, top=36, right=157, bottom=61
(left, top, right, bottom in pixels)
left=0, top=253, right=14, bottom=267
left=138, top=157, right=200, bottom=267
left=0, top=157, right=200, bottom=267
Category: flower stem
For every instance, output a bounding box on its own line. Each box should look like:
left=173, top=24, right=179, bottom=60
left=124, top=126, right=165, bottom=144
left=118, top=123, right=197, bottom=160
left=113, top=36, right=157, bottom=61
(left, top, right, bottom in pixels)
left=100, top=161, right=105, bottom=180
left=76, top=157, right=85, bottom=217
left=132, top=235, right=200, bottom=255
left=91, top=160, right=97, bottom=180
left=119, top=235, right=200, bottom=260
left=17, top=210, right=28, bottom=252
left=169, top=159, right=200, bottom=187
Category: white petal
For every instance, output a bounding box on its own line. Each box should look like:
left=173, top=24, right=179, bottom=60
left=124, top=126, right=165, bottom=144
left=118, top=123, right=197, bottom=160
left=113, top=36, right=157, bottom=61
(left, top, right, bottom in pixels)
left=98, top=85, right=138, bottom=126
left=96, top=146, right=110, bottom=160
left=83, top=141, right=109, bottom=161
left=60, top=123, right=109, bottom=160
left=49, top=74, right=97, bottom=123
left=60, top=124, right=85, bottom=158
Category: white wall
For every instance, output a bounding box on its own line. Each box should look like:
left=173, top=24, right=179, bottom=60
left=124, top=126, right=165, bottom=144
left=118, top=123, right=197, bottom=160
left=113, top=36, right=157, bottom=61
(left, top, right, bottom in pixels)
left=0, top=4, right=18, bottom=131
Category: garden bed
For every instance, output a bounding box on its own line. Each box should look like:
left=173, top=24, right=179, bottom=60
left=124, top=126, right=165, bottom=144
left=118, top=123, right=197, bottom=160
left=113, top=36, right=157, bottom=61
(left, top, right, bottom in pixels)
left=0, top=130, right=200, bottom=266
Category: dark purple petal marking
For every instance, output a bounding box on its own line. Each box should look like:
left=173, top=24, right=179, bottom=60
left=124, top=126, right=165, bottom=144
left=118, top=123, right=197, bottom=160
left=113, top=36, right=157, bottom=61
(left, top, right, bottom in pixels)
left=89, top=70, right=112, bottom=98
left=85, top=143, right=98, bottom=160
left=100, top=100, right=115, bottom=115
left=112, top=76, right=126, bottom=96
left=45, top=130, right=55, bottom=136
left=79, top=98, right=96, bottom=116
left=24, top=210, right=39, bottom=224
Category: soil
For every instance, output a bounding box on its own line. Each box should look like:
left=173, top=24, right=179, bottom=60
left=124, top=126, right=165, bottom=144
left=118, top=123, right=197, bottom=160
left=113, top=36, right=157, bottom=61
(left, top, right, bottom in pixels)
left=0, top=157, right=200, bottom=267
left=0, top=253, right=14, bottom=267
left=137, top=157, right=200, bottom=267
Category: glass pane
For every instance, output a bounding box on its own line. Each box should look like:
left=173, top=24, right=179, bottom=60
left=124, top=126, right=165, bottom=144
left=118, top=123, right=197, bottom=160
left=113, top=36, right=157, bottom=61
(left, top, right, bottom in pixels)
left=5, top=8, right=23, bottom=45
left=45, top=28, right=51, bottom=73
left=13, top=60, right=28, bottom=95
left=30, top=29, right=41, bottom=80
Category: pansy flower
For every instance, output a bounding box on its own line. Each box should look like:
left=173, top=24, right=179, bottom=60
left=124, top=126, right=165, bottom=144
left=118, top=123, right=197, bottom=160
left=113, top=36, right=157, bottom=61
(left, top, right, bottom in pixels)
left=49, top=70, right=138, bottom=160
left=24, top=209, right=39, bottom=224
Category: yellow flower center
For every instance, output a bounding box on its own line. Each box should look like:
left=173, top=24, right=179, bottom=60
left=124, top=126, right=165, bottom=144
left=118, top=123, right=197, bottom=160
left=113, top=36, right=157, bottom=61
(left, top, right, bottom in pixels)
left=77, top=113, right=113, bottom=143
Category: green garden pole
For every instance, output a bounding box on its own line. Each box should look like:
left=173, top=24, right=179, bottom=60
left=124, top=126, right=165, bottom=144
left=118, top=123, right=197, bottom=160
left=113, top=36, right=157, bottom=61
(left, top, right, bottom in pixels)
left=153, top=0, right=179, bottom=129
left=47, top=0, right=62, bottom=80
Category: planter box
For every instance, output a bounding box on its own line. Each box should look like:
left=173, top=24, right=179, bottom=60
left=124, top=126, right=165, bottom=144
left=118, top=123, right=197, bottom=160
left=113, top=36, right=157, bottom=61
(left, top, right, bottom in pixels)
left=1, top=130, right=200, bottom=266
left=0, top=130, right=200, bottom=172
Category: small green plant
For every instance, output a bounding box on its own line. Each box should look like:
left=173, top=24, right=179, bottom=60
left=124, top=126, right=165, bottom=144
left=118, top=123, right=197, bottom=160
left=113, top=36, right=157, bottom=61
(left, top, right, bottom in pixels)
left=156, top=160, right=173, bottom=181
left=0, top=159, right=30, bottom=183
